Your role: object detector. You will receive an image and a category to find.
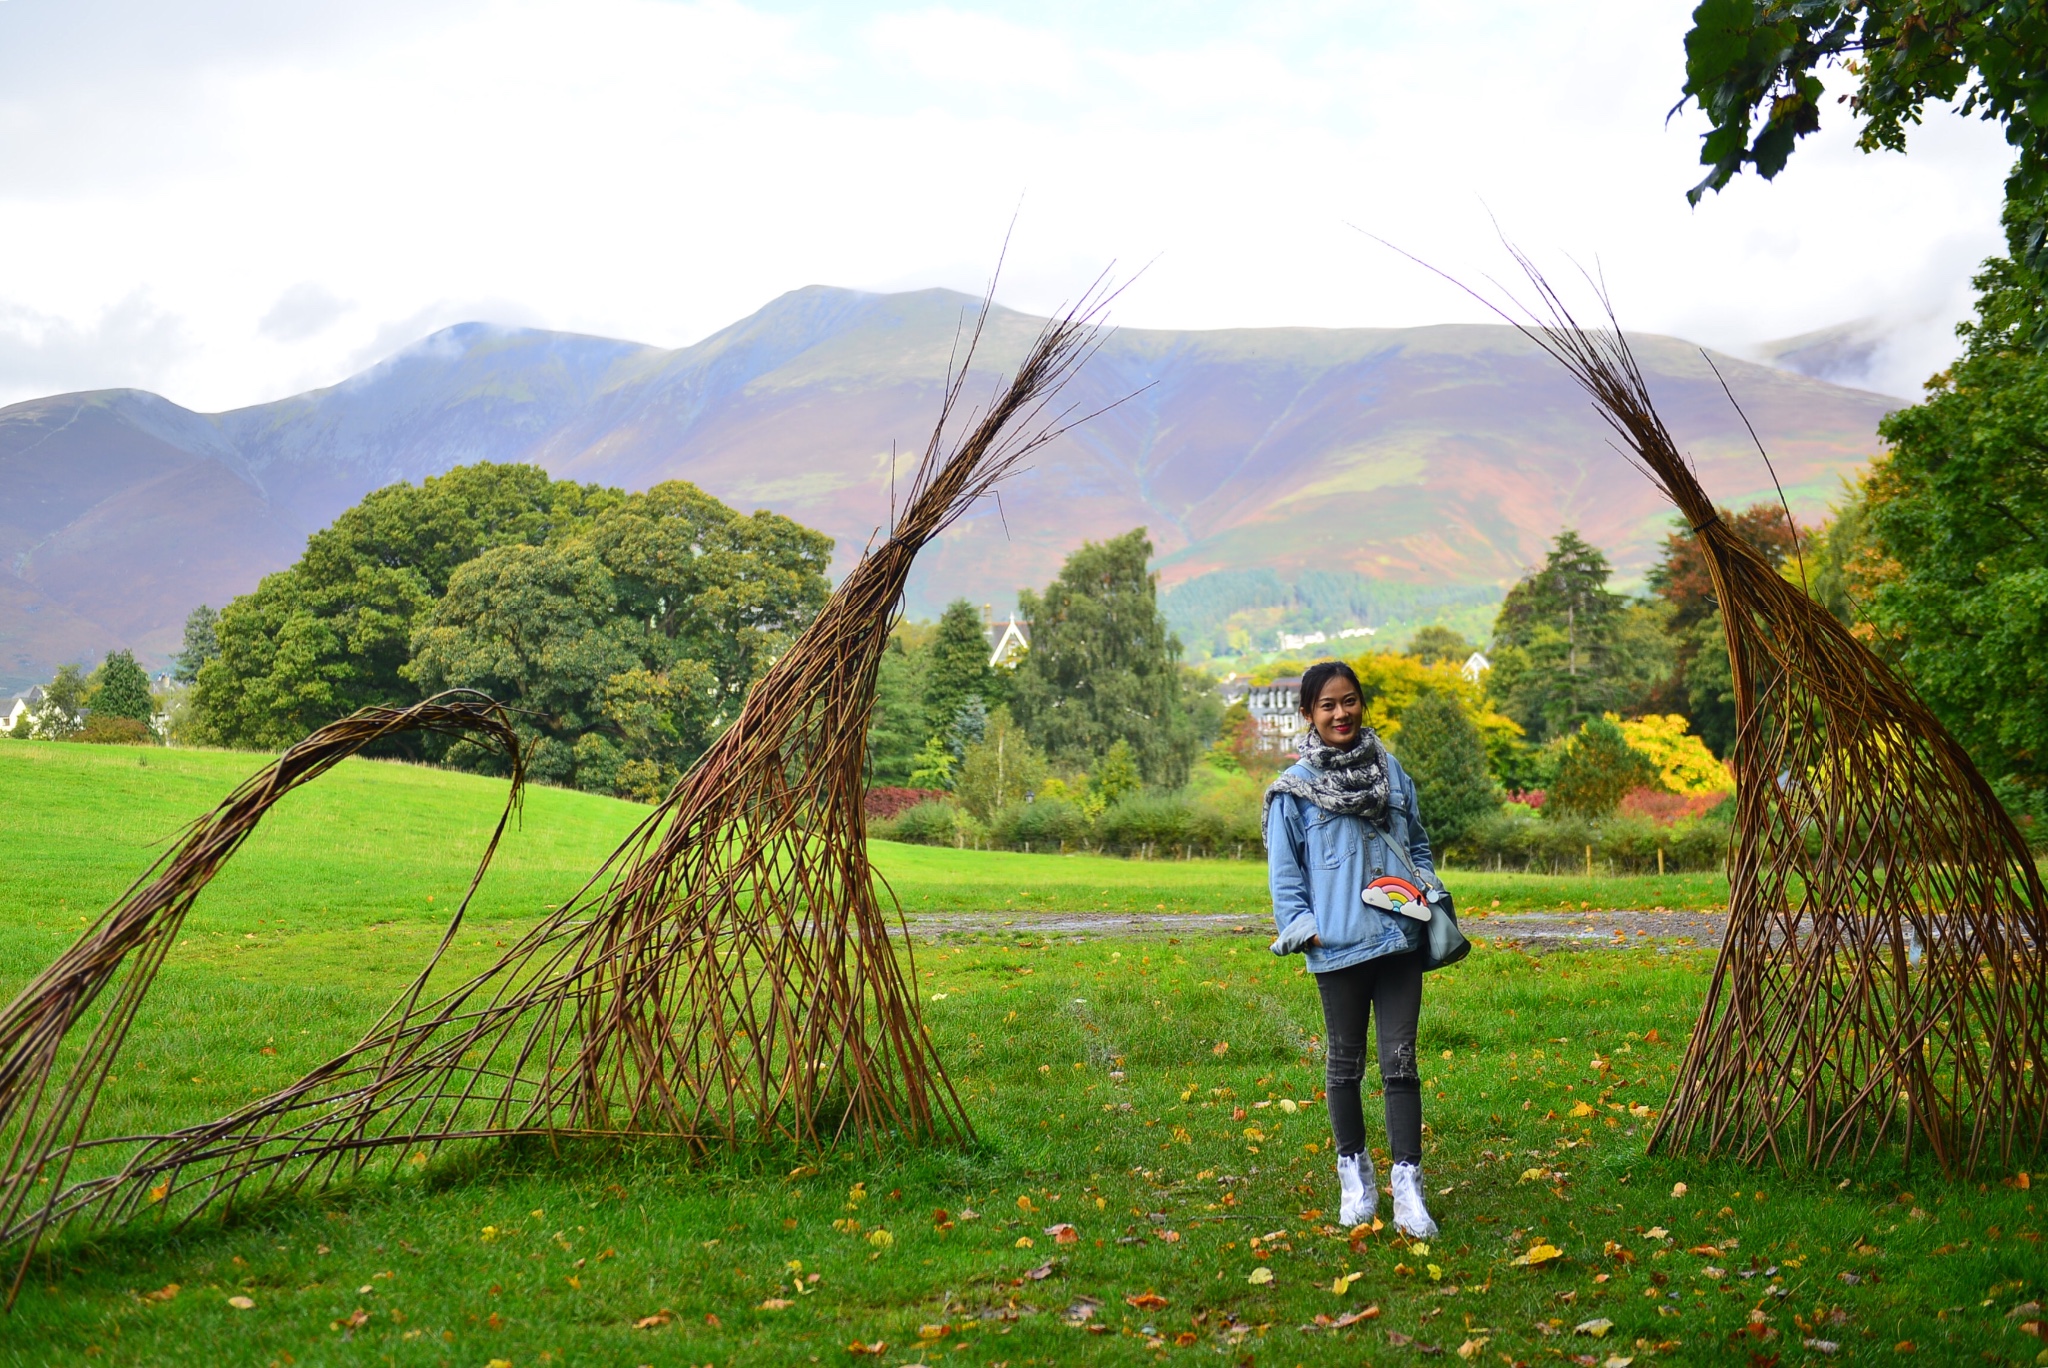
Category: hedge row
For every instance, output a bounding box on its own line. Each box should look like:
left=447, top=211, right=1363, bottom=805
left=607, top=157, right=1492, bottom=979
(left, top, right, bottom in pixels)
left=1457, top=807, right=1731, bottom=874
left=877, top=793, right=1265, bottom=858
left=878, top=793, right=1737, bottom=871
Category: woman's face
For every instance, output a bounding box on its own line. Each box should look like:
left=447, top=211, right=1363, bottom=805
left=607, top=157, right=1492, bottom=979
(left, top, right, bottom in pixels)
left=1304, top=673, right=1364, bottom=748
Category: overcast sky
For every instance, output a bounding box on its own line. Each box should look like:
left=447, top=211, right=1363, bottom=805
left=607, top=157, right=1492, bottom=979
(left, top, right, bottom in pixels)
left=0, top=0, right=2014, bottom=412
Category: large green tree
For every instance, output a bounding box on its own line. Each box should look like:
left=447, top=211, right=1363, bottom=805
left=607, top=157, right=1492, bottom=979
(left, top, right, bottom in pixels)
left=1488, top=530, right=1671, bottom=744
left=172, top=606, right=219, bottom=684
left=924, top=599, right=999, bottom=739
left=1391, top=690, right=1498, bottom=854
left=1009, top=528, right=1216, bottom=786
left=90, top=649, right=155, bottom=724
left=1862, top=343, right=2048, bottom=790
left=193, top=464, right=616, bottom=750
left=407, top=482, right=831, bottom=796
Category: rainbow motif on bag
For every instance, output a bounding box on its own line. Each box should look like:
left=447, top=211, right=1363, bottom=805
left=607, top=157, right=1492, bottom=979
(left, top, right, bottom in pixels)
left=1362, top=874, right=1432, bottom=921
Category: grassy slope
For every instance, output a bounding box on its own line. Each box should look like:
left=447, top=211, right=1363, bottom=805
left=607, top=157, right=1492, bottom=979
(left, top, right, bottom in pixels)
left=0, top=743, right=2037, bottom=1366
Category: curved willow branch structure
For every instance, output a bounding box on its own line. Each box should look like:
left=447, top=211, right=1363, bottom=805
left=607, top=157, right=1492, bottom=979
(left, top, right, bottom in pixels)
left=1504, top=263, right=2048, bottom=1176
left=0, top=286, right=1109, bottom=1299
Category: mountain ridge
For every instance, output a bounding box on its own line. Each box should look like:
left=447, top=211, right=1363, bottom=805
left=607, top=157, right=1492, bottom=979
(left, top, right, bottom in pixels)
left=0, top=286, right=1896, bottom=692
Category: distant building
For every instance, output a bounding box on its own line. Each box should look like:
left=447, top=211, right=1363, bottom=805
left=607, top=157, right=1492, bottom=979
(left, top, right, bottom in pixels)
left=1245, top=676, right=1303, bottom=756
left=1461, top=650, right=1491, bottom=684
left=983, top=606, right=1031, bottom=670
left=1, top=695, right=28, bottom=734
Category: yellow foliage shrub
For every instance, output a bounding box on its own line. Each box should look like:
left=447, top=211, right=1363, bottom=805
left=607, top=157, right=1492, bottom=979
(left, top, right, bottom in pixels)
left=1611, top=713, right=1731, bottom=795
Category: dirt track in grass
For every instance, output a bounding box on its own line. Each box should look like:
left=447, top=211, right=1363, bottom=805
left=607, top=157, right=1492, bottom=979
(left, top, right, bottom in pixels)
left=902, top=907, right=1730, bottom=950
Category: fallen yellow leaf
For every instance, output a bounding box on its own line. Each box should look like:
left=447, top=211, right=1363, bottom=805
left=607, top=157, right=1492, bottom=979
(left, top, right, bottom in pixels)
left=759, top=1298, right=793, bottom=1310
left=226, top=1295, right=254, bottom=1310
left=1569, top=1101, right=1595, bottom=1118
left=1247, top=1266, right=1274, bottom=1285
left=1332, top=1271, right=1363, bottom=1295
left=1512, top=1242, right=1564, bottom=1267
left=1574, top=1317, right=1615, bottom=1337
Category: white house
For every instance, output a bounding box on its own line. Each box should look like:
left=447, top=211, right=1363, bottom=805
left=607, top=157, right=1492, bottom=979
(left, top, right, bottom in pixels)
left=1244, top=676, right=1304, bottom=755
left=1, top=697, right=27, bottom=734
left=1461, top=650, right=1491, bottom=684
left=984, top=609, right=1031, bottom=670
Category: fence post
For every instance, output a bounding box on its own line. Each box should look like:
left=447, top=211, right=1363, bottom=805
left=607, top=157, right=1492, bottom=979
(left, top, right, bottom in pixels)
left=1584, top=844, right=1592, bottom=878
left=1657, top=846, right=1664, bottom=877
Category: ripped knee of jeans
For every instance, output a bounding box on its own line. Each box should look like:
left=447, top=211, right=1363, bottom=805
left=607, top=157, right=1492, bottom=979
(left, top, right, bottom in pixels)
left=1324, top=1040, right=1368, bottom=1087
left=1382, top=1040, right=1420, bottom=1084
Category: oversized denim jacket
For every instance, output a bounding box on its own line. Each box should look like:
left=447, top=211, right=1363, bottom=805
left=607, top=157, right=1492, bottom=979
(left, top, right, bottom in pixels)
left=1265, top=750, right=1438, bottom=974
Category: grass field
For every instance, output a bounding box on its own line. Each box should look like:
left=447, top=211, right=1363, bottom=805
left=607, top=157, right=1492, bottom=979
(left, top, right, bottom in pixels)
left=0, top=741, right=2040, bottom=1367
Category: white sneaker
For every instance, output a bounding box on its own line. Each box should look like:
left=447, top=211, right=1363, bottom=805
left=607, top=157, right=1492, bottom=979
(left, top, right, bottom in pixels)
left=1337, top=1152, right=1377, bottom=1226
left=1389, top=1161, right=1439, bottom=1239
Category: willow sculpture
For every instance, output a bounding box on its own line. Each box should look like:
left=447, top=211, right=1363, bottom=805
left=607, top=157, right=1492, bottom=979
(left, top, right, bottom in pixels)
left=0, top=286, right=1108, bottom=1296
left=1503, top=265, right=2048, bottom=1176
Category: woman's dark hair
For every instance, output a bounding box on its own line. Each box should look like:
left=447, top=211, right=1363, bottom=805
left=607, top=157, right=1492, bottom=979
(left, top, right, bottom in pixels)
left=1298, top=660, right=1363, bottom=716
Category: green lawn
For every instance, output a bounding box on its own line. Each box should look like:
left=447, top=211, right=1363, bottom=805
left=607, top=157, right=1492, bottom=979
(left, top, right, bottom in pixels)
left=0, top=741, right=2037, bottom=1367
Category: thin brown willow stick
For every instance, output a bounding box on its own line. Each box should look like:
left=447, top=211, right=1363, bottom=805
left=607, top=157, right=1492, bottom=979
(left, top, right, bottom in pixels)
left=0, top=272, right=1118, bottom=1301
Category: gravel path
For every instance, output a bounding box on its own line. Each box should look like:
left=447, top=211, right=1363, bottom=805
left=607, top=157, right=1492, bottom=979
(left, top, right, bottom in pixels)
left=901, top=908, right=1726, bottom=951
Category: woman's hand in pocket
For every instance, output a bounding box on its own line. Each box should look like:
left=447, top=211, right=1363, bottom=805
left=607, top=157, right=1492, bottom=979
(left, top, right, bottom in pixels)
left=1309, top=935, right=1323, bottom=947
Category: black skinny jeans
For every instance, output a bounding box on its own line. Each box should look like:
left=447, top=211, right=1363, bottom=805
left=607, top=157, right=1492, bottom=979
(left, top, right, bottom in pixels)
left=1314, top=949, right=1424, bottom=1165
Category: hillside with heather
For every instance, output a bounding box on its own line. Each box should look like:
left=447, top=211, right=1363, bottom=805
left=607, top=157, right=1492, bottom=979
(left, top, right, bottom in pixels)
left=0, top=286, right=1894, bottom=691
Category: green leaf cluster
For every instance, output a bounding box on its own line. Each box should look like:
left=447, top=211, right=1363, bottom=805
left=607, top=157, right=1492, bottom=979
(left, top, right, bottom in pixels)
left=1677, top=0, right=2048, bottom=212
left=1487, top=531, right=1672, bottom=745
left=1008, top=528, right=1219, bottom=787
left=1548, top=716, right=1659, bottom=820
left=1389, top=690, right=1500, bottom=853
left=88, top=649, right=155, bottom=725
left=191, top=463, right=832, bottom=797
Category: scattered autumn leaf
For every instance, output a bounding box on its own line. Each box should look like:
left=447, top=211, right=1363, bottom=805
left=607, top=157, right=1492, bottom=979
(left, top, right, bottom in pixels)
left=917, top=1323, right=948, bottom=1339
left=866, top=1229, right=893, bottom=1250
left=846, top=1340, right=887, bottom=1355
left=1014, top=1236, right=1035, bottom=1248
left=1045, top=1223, right=1078, bottom=1244
left=1247, top=1267, right=1274, bottom=1285
left=1568, top=1101, right=1595, bottom=1118
left=1670, top=1182, right=1688, bottom=1197
left=1458, top=1336, right=1490, bottom=1360
left=1512, top=1242, right=1565, bottom=1267
left=760, top=1298, right=794, bottom=1310
left=1574, top=1318, right=1614, bottom=1337
left=1125, top=1292, right=1170, bottom=1310
left=1332, top=1271, right=1364, bottom=1295
left=141, top=1284, right=179, bottom=1304
left=1212, top=1041, right=1230, bottom=1056
left=634, top=1310, right=674, bottom=1329
left=225, top=1295, right=253, bottom=1310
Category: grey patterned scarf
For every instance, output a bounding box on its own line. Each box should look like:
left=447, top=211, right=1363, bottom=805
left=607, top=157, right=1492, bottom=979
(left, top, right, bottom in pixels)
left=1263, top=727, right=1391, bottom=826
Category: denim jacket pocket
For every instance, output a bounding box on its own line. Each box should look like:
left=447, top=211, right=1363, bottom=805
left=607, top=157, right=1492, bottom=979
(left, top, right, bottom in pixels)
left=1304, top=809, right=1353, bottom=869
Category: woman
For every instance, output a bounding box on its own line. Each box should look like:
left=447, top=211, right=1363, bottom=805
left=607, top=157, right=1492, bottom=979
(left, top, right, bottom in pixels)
left=1265, top=660, right=1442, bottom=1237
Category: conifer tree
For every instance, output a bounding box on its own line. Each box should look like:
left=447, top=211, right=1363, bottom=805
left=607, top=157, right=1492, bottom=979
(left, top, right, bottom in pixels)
left=1391, top=691, right=1497, bottom=853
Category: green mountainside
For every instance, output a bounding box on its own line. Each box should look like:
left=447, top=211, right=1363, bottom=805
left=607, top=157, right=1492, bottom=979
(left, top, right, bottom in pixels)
left=0, top=288, right=1894, bottom=691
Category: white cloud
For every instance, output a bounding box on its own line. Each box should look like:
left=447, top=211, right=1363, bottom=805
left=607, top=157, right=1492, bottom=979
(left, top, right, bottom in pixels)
left=258, top=282, right=354, bottom=343
left=0, top=0, right=2014, bottom=412
left=0, top=292, right=190, bottom=399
